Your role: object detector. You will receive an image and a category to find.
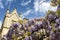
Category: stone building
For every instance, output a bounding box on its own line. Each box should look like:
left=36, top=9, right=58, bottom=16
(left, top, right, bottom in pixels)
left=0, top=9, right=22, bottom=37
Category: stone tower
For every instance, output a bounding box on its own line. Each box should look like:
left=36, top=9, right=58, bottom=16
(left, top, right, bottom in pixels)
left=1, top=9, right=22, bottom=37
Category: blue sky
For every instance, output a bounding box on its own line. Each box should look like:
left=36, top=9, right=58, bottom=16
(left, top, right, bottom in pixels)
left=0, top=0, right=57, bottom=28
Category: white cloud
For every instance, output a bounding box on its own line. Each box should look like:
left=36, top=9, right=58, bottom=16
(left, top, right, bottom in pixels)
left=40, top=0, right=45, bottom=3
left=0, top=21, right=2, bottom=29
left=0, top=0, right=4, bottom=8
left=22, top=9, right=31, bottom=18
left=22, top=9, right=32, bottom=18
left=7, top=0, right=13, bottom=1
left=21, top=0, right=31, bottom=6
left=0, top=0, right=14, bottom=8
left=7, top=0, right=16, bottom=2
left=5, top=0, right=14, bottom=9
left=22, top=0, right=57, bottom=19
left=5, top=0, right=13, bottom=5
left=0, top=2, right=4, bottom=8
left=33, top=0, right=57, bottom=13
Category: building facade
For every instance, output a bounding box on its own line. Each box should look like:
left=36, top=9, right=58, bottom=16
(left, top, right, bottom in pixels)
left=1, top=9, right=22, bottom=37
